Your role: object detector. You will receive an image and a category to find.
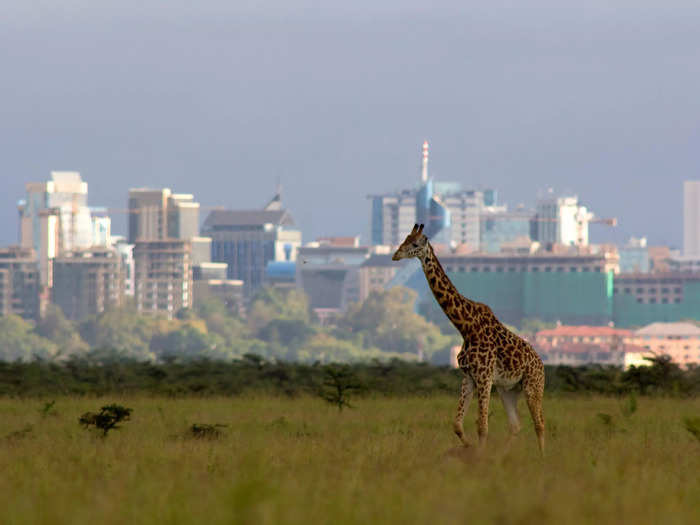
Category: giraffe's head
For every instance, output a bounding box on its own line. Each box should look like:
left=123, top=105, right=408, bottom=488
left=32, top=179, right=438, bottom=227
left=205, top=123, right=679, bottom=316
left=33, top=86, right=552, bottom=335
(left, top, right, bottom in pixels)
left=392, top=224, right=429, bottom=261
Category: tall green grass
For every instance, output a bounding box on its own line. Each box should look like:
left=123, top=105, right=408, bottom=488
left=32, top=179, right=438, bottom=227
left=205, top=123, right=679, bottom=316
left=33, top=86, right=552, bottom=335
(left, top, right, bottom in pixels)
left=0, top=396, right=698, bottom=525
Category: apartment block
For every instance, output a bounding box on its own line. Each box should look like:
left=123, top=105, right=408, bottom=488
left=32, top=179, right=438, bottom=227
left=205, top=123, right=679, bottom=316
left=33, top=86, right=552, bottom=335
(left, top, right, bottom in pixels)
left=133, top=240, right=193, bottom=319
left=52, top=249, right=124, bottom=321
left=0, top=246, right=40, bottom=320
left=128, top=188, right=200, bottom=243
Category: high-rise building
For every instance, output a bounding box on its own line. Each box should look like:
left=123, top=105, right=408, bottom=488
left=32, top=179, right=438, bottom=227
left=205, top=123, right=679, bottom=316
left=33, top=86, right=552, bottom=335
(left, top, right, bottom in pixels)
left=201, top=193, right=301, bottom=298
left=90, top=208, right=112, bottom=247
left=683, top=180, right=700, bottom=257
left=442, top=189, right=484, bottom=249
left=128, top=188, right=203, bottom=312
left=619, top=237, right=650, bottom=273
left=128, top=188, right=200, bottom=243
left=18, top=172, right=94, bottom=253
left=52, top=249, right=124, bottom=321
left=479, top=207, right=534, bottom=253
left=370, top=190, right=417, bottom=246
left=0, top=246, right=40, bottom=320
left=369, top=142, right=489, bottom=249
left=535, top=190, right=593, bottom=248
left=17, top=172, right=98, bottom=286
left=112, top=236, right=135, bottom=297
left=133, top=239, right=193, bottom=318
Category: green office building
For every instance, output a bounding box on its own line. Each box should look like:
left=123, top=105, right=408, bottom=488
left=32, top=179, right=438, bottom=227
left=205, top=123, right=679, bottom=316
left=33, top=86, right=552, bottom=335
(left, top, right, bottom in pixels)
left=399, top=252, right=699, bottom=328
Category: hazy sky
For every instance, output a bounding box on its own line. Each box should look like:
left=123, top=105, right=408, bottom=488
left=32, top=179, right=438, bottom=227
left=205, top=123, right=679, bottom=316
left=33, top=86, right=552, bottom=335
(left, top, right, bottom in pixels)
left=2, top=1, right=699, bottom=248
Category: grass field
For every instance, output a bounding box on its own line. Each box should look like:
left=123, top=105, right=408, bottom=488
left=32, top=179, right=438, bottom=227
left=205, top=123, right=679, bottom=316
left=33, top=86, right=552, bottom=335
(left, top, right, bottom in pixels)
left=0, top=395, right=698, bottom=525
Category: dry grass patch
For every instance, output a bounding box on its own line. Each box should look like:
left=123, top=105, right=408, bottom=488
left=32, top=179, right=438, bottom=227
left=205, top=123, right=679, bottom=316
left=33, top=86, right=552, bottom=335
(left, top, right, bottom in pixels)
left=0, top=396, right=697, bottom=525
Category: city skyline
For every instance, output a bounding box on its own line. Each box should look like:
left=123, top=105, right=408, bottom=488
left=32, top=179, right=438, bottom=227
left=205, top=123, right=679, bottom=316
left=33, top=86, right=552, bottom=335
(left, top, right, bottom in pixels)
left=2, top=2, right=700, bottom=248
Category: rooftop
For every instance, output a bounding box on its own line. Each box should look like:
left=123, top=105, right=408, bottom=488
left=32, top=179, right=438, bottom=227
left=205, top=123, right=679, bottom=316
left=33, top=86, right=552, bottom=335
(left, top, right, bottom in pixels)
left=537, top=325, right=633, bottom=338
left=536, top=341, right=648, bottom=354
left=202, top=209, right=294, bottom=228
left=635, top=322, right=700, bottom=337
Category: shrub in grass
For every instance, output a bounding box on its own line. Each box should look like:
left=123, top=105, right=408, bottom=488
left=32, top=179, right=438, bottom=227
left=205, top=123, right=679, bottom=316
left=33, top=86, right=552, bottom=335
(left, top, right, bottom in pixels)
left=39, top=400, right=57, bottom=418
left=79, top=404, right=132, bottom=436
left=319, top=365, right=362, bottom=411
left=189, top=423, right=227, bottom=439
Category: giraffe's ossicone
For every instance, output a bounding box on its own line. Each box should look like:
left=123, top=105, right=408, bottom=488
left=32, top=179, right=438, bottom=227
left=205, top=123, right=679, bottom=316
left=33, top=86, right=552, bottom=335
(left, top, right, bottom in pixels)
left=393, top=224, right=545, bottom=454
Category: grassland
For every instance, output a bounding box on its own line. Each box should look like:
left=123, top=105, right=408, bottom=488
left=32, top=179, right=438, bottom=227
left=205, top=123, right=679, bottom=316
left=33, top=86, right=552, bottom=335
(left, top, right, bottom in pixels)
left=0, top=395, right=698, bottom=525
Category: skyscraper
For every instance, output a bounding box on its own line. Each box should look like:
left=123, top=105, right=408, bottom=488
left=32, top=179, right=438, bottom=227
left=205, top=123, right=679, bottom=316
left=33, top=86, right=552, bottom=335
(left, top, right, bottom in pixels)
left=18, top=172, right=94, bottom=253
left=684, top=180, right=700, bottom=257
left=17, top=172, right=98, bottom=286
left=535, top=190, right=593, bottom=248
left=201, top=192, right=301, bottom=298
left=127, top=188, right=201, bottom=315
left=128, top=188, right=200, bottom=243
left=370, top=141, right=456, bottom=246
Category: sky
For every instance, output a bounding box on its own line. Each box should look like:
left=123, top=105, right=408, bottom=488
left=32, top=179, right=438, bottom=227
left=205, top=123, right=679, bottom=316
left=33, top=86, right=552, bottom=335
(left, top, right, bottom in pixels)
left=1, top=1, right=699, bottom=248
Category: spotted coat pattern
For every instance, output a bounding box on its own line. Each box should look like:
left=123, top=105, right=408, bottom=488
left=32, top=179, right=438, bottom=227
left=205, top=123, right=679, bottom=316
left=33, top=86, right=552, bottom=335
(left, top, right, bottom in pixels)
left=392, top=224, right=545, bottom=454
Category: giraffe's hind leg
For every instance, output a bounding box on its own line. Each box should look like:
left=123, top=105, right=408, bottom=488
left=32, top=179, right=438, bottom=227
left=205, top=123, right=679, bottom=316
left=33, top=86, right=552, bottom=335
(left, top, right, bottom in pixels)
left=523, top=372, right=545, bottom=456
left=454, top=373, right=475, bottom=447
left=498, top=386, right=521, bottom=437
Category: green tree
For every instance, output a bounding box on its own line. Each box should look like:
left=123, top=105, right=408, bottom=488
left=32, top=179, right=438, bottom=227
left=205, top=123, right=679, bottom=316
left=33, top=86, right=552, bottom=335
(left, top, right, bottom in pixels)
left=258, top=319, right=315, bottom=348
left=247, top=287, right=311, bottom=333
left=150, top=326, right=226, bottom=361
left=36, top=305, right=88, bottom=357
left=336, top=287, right=455, bottom=358
left=79, top=307, right=157, bottom=361
left=0, top=315, right=57, bottom=362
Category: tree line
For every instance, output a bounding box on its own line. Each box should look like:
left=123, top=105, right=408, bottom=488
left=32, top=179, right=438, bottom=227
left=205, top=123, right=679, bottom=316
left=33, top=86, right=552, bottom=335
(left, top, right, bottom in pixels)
left=0, top=355, right=698, bottom=397
left=0, top=287, right=458, bottom=365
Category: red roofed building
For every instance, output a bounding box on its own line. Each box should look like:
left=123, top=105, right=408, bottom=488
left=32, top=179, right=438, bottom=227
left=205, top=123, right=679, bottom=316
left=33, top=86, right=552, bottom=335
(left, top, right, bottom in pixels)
left=534, top=324, right=648, bottom=367
left=535, top=340, right=649, bottom=367
left=535, top=325, right=633, bottom=351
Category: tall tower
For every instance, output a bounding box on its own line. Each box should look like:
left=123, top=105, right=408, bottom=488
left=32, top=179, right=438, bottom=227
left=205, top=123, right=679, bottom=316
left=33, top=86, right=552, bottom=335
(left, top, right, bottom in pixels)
left=420, top=140, right=429, bottom=183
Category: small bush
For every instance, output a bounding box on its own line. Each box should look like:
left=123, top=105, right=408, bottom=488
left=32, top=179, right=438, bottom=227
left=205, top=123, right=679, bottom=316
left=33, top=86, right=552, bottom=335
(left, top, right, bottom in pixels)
left=79, top=404, right=132, bottom=436
left=39, top=400, right=57, bottom=418
left=189, top=423, right=227, bottom=439
left=319, top=365, right=362, bottom=411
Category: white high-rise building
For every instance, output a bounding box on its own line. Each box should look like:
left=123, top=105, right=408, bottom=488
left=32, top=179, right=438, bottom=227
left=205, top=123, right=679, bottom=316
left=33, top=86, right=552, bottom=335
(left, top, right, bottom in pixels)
left=18, top=172, right=94, bottom=253
left=17, top=172, right=97, bottom=286
left=684, top=181, right=700, bottom=257
left=442, top=189, right=485, bottom=249
left=536, top=190, right=593, bottom=247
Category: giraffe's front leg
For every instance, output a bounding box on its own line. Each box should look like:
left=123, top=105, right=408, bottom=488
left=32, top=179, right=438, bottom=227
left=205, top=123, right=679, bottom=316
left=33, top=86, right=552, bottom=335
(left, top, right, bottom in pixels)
left=475, top=377, right=493, bottom=450
left=453, top=374, right=475, bottom=446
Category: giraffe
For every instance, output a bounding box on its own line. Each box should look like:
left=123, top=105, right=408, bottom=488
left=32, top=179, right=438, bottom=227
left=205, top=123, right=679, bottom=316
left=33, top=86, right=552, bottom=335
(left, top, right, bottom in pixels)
left=392, top=224, right=545, bottom=454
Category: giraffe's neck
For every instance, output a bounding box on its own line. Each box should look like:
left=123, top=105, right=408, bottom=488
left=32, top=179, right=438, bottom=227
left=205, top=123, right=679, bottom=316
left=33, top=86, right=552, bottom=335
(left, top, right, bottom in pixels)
left=420, top=242, right=477, bottom=334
